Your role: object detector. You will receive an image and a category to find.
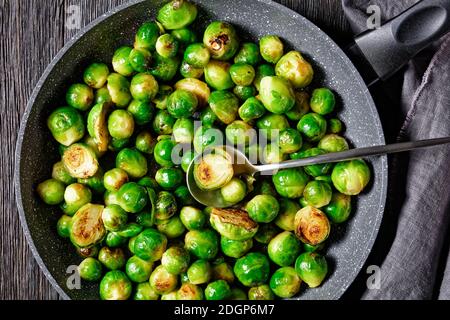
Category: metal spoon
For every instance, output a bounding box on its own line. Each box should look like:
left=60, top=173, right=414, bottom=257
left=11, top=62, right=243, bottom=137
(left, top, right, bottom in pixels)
left=186, top=137, right=450, bottom=208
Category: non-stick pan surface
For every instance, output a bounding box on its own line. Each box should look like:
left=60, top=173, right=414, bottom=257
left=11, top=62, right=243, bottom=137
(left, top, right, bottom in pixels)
left=15, top=0, right=388, bottom=300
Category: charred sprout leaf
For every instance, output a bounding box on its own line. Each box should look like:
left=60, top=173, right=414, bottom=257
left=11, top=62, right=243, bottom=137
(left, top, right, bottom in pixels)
left=210, top=208, right=258, bottom=241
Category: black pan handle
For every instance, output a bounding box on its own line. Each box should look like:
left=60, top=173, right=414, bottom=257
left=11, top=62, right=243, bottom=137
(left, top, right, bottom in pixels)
left=350, top=0, right=450, bottom=83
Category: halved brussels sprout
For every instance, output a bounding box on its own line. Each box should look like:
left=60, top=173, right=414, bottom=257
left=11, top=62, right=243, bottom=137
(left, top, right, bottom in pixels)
left=155, top=167, right=183, bottom=190
left=153, top=109, right=176, bottom=135
left=204, top=60, right=234, bottom=90
left=150, top=265, right=178, bottom=295
left=235, top=42, right=260, bottom=66
left=125, top=255, right=153, bottom=283
left=328, top=118, right=344, bottom=134
left=107, top=73, right=131, bottom=108
left=205, top=280, right=231, bottom=300
left=117, top=182, right=148, bottom=213
left=185, top=229, right=219, bottom=260
left=47, top=106, right=85, bottom=146
left=297, top=113, right=327, bottom=142
left=116, top=148, right=148, bottom=179
left=103, top=168, right=128, bottom=192
left=275, top=51, right=314, bottom=88
left=248, top=285, right=274, bottom=300
left=78, top=257, right=102, bottom=281
left=259, top=76, right=295, bottom=114
left=156, top=34, right=179, bottom=58
left=102, top=204, right=128, bottom=231
left=324, top=192, right=352, bottom=224
left=246, top=194, right=279, bottom=223
left=268, top=231, right=300, bottom=266
left=230, top=63, right=255, bottom=86
left=62, top=143, right=99, bottom=179
left=157, top=0, right=197, bottom=30
left=331, top=159, right=371, bottom=195
left=238, top=97, right=266, bottom=122
left=112, top=46, right=134, bottom=76
left=318, top=134, right=349, bottom=153
left=161, top=246, right=190, bottom=275
left=173, top=118, right=194, bottom=144
left=37, top=179, right=65, bottom=205
left=62, top=183, right=92, bottom=215
left=130, top=73, right=159, bottom=102
left=272, top=168, right=309, bottom=199
left=155, top=191, right=178, bottom=220
left=203, top=21, right=239, bottom=60
left=87, top=103, right=110, bottom=152
left=154, top=138, right=176, bottom=167
left=129, top=48, right=153, bottom=73
left=70, top=203, right=106, bottom=248
left=303, top=180, right=332, bottom=208
left=56, top=215, right=72, bottom=238
left=150, top=54, right=180, bottom=82
left=259, top=35, right=283, bottom=64
left=156, top=216, right=186, bottom=239
left=84, top=62, right=109, bottom=89
left=134, top=21, right=161, bottom=50
left=234, top=252, right=270, bottom=287
left=167, top=89, right=198, bottom=118
left=184, top=43, right=210, bottom=68
left=295, top=252, right=328, bottom=288
left=193, top=151, right=233, bottom=191
left=270, top=267, right=301, bottom=298
left=66, top=83, right=94, bottom=111
left=220, top=177, right=247, bottom=205
left=175, top=78, right=210, bottom=106
left=177, top=283, right=204, bottom=300
left=220, top=236, right=253, bottom=259
left=294, top=206, right=331, bottom=245
left=99, top=270, right=132, bottom=300
left=210, top=208, right=258, bottom=241
left=180, top=206, right=206, bottom=230
left=134, top=282, right=159, bottom=300
left=134, top=228, right=167, bottom=261
left=274, top=198, right=300, bottom=231
left=187, top=259, right=212, bottom=284
left=254, top=64, right=275, bottom=91
left=234, top=85, right=257, bottom=102
left=98, top=246, right=126, bottom=270
left=286, top=91, right=310, bottom=121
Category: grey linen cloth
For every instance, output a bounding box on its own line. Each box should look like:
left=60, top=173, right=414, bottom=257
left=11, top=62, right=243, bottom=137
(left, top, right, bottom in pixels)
left=342, top=0, right=450, bottom=299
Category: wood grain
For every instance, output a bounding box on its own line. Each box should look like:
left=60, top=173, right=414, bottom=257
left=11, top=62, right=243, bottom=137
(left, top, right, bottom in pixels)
left=0, top=0, right=349, bottom=299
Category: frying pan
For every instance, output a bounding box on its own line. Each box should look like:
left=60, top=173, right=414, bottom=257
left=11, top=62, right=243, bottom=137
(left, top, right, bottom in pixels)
left=14, top=0, right=450, bottom=300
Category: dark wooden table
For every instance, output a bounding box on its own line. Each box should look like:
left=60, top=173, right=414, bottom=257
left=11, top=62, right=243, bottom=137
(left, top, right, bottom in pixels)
left=0, top=0, right=350, bottom=299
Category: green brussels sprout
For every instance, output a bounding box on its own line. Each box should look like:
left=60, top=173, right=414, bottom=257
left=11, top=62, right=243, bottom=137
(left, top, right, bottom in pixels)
left=107, top=73, right=132, bottom=107
left=84, top=62, right=109, bottom=89
left=161, top=291, right=178, bottom=300
left=274, top=199, right=300, bottom=231
left=99, top=270, right=132, bottom=300
left=134, top=282, right=159, bottom=300
left=193, top=126, right=224, bottom=154
left=220, top=177, right=247, bottom=205
left=87, top=102, right=110, bottom=153
left=210, top=208, right=258, bottom=241
left=109, top=137, right=131, bottom=152
left=128, top=236, right=137, bottom=254
left=185, top=229, right=219, bottom=260
left=62, top=143, right=99, bottom=179
left=331, top=159, right=371, bottom=195
left=56, top=215, right=72, bottom=238
left=248, top=284, right=274, bottom=300
left=193, top=151, right=233, bottom=190
left=103, top=168, right=128, bottom=192
left=78, top=257, right=102, bottom=281
left=286, top=91, right=310, bottom=121
left=272, top=168, right=309, bottom=199
left=225, top=120, right=255, bottom=146
left=95, top=86, right=113, bottom=105
left=161, top=246, right=190, bottom=275
left=205, top=280, right=231, bottom=300
left=310, top=88, right=335, bottom=115
left=174, top=185, right=195, bottom=206
left=317, top=134, right=349, bottom=153
left=130, top=72, right=159, bottom=102
left=156, top=34, right=179, bottom=58
left=134, top=21, right=160, bottom=50
left=76, top=245, right=99, bottom=258
left=98, top=246, right=126, bottom=270
left=150, top=54, right=180, bottom=82
left=187, top=259, right=212, bottom=284
left=303, top=180, right=332, bottom=208
left=254, top=223, right=279, bottom=244
left=177, top=283, right=204, bottom=300
left=254, top=63, right=275, bottom=91
left=238, top=97, right=266, bottom=122
left=105, top=232, right=127, bottom=248
left=295, top=252, right=328, bottom=288
left=52, top=161, right=76, bottom=185
left=171, top=27, right=197, bottom=45
left=77, top=167, right=105, bottom=194
left=154, top=138, right=176, bottom=167
left=275, top=51, right=314, bottom=88
left=104, top=190, right=120, bottom=206
left=179, top=60, right=204, bottom=78
left=107, top=110, right=134, bottom=140
left=294, top=206, right=330, bottom=245
left=157, top=0, right=197, bottom=30
left=155, top=167, right=183, bottom=190
left=300, top=195, right=310, bottom=207
left=278, top=128, right=303, bottom=154
left=117, top=182, right=148, bottom=213
left=112, top=46, right=134, bottom=77
left=153, top=109, right=176, bottom=135
left=175, top=78, right=210, bottom=106
left=184, top=43, right=210, bottom=68
left=256, top=113, right=289, bottom=140
left=234, top=252, right=270, bottom=287
left=220, top=236, right=253, bottom=259
left=255, top=179, right=278, bottom=197
left=233, top=85, right=257, bottom=101
left=260, top=35, right=283, bottom=64
left=116, top=222, right=144, bottom=238
left=230, top=63, right=255, bottom=86
left=150, top=265, right=178, bottom=294
left=204, top=60, right=234, bottom=91
left=134, top=228, right=167, bottom=261
left=203, top=21, right=239, bottom=60
left=155, top=191, right=178, bottom=220
left=36, top=179, right=65, bottom=205
left=270, top=266, right=301, bottom=298
left=235, top=42, right=260, bottom=66
left=173, top=118, right=194, bottom=144
left=262, top=144, right=287, bottom=164
left=157, top=216, right=186, bottom=238
left=129, top=47, right=152, bottom=73
left=246, top=195, right=279, bottom=223
left=135, top=131, right=155, bottom=155
left=291, top=148, right=333, bottom=177
left=297, top=113, right=327, bottom=142
left=135, top=210, right=154, bottom=228
left=181, top=150, right=195, bottom=172
left=212, top=261, right=235, bottom=283
left=61, top=183, right=92, bottom=215
left=127, top=100, right=154, bottom=126
left=323, top=192, right=352, bottom=223
left=167, top=89, right=198, bottom=118
left=101, top=204, right=128, bottom=231
left=259, top=76, right=296, bottom=114
left=180, top=206, right=206, bottom=230
left=153, top=85, right=173, bottom=110
left=303, top=242, right=325, bottom=252
left=328, top=118, right=344, bottom=134
left=47, top=106, right=85, bottom=146
left=230, top=287, right=247, bottom=300
left=116, top=148, right=148, bottom=178
left=268, top=231, right=301, bottom=266
left=125, top=255, right=153, bottom=283
left=137, top=177, right=159, bottom=189
left=66, top=83, right=94, bottom=111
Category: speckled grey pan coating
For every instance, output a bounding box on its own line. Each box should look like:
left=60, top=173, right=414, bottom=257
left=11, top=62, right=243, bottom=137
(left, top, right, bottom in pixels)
left=14, top=0, right=387, bottom=300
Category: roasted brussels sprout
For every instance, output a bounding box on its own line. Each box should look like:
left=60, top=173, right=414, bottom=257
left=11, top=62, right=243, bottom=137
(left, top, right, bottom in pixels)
left=259, top=76, right=295, bottom=114
left=56, top=215, right=72, bottom=238
left=129, top=47, right=153, bottom=73
left=153, top=84, right=173, bottom=110
left=157, top=216, right=186, bottom=238
left=177, top=283, right=204, bottom=300
left=220, top=177, right=247, bottom=205
left=174, top=185, right=195, bottom=206
left=204, top=60, right=234, bottom=90
left=155, top=167, right=183, bottom=190
left=180, top=60, right=204, bottom=78
left=78, top=257, right=102, bottom=281
left=233, top=85, right=257, bottom=101
left=324, top=193, right=352, bottom=223
left=180, top=206, right=206, bottom=230
left=61, top=183, right=92, bottom=215
left=230, top=63, right=255, bottom=86
left=210, top=208, right=258, bottom=241
left=205, top=280, right=231, bottom=300
left=47, top=107, right=85, bottom=146
left=295, top=252, right=328, bottom=287
left=101, top=204, right=128, bottom=232
left=116, top=148, right=148, bottom=178
left=134, top=282, right=159, bottom=300
left=155, top=191, right=178, bottom=220
left=238, top=97, right=266, bottom=123
left=134, top=228, right=167, bottom=261
left=125, top=255, right=153, bottom=283
left=66, top=83, right=94, bottom=111
left=175, top=78, right=210, bottom=106
left=291, top=148, right=333, bottom=178
left=185, top=229, right=219, bottom=260
left=235, top=42, right=260, bottom=66
left=103, top=168, right=128, bottom=192
left=52, top=161, right=76, bottom=185
left=256, top=113, right=289, bottom=140
left=107, top=110, right=134, bottom=140
left=268, top=231, right=300, bottom=266
left=208, top=90, right=239, bottom=125
left=310, top=88, right=335, bottom=116
left=162, top=246, right=190, bottom=275
left=84, top=62, right=109, bottom=89
left=153, top=109, right=176, bottom=135
left=297, top=113, right=327, bottom=142
left=171, top=27, right=197, bottom=45
left=193, top=151, right=233, bottom=191
left=157, top=0, right=197, bottom=30
left=318, top=134, right=349, bottom=153
left=149, top=265, right=178, bottom=294
left=70, top=203, right=106, bottom=248
left=95, top=86, right=113, bottom=105
left=259, top=35, right=284, bottom=64
left=37, top=179, right=65, bottom=205
left=212, top=260, right=235, bottom=283
left=272, top=168, right=309, bottom=199
left=254, top=223, right=279, bottom=244
left=76, top=245, right=99, bottom=258
left=270, top=267, right=301, bottom=298
left=77, top=167, right=105, bottom=194
left=331, top=159, right=371, bottom=195
left=274, top=199, right=300, bottom=231
left=127, top=100, right=154, bottom=126
left=181, top=150, right=195, bottom=173
left=278, top=128, right=303, bottom=154
left=154, top=138, right=176, bottom=167
left=225, top=120, right=255, bottom=147
left=294, top=206, right=330, bottom=245
left=220, top=236, right=253, bottom=259
left=262, top=144, right=286, bottom=164
left=117, top=182, right=148, bottom=213
left=99, top=270, right=132, bottom=300
left=135, top=132, right=155, bottom=156
left=167, top=89, right=198, bottom=118
left=286, top=91, right=310, bottom=121
left=248, top=284, right=274, bottom=300
left=150, top=54, right=180, bottom=82
left=303, top=180, right=332, bottom=208
left=156, top=34, right=179, bottom=58
left=62, top=143, right=99, bottom=179
left=203, top=21, right=239, bottom=60
left=275, top=51, right=314, bottom=88
left=116, top=222, right=144, bottom=238
left=134, top=21, right=160, bottom=50
left=328, top=118, right=344, bottom=134
left=254, top=63, right=275, bottom=91
left=246, top=195, right=279, bottom=223
left=172, top=118, right=194, bottom=144
left=98, top=246, right=126, bottom=270
left=105, top=232, right=127, bottom=248
left=193, top=126, right=224, bottom=154
left=234, top=252, right=270, bottom=287
left=86, top=102, right=109, bottom=153
left=107, top=73, right=132, bottom=107
left=184, top=43, right=210, bottom=68
left=187, top=259, right=212, bottom=284
left=130, top=72, right=159, bottom=102
left=112, top=46, right=134, bottom=76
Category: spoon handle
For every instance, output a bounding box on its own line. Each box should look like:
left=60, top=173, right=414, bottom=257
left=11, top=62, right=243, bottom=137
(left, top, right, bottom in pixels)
left=256, top=137, right=450, bottom=173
